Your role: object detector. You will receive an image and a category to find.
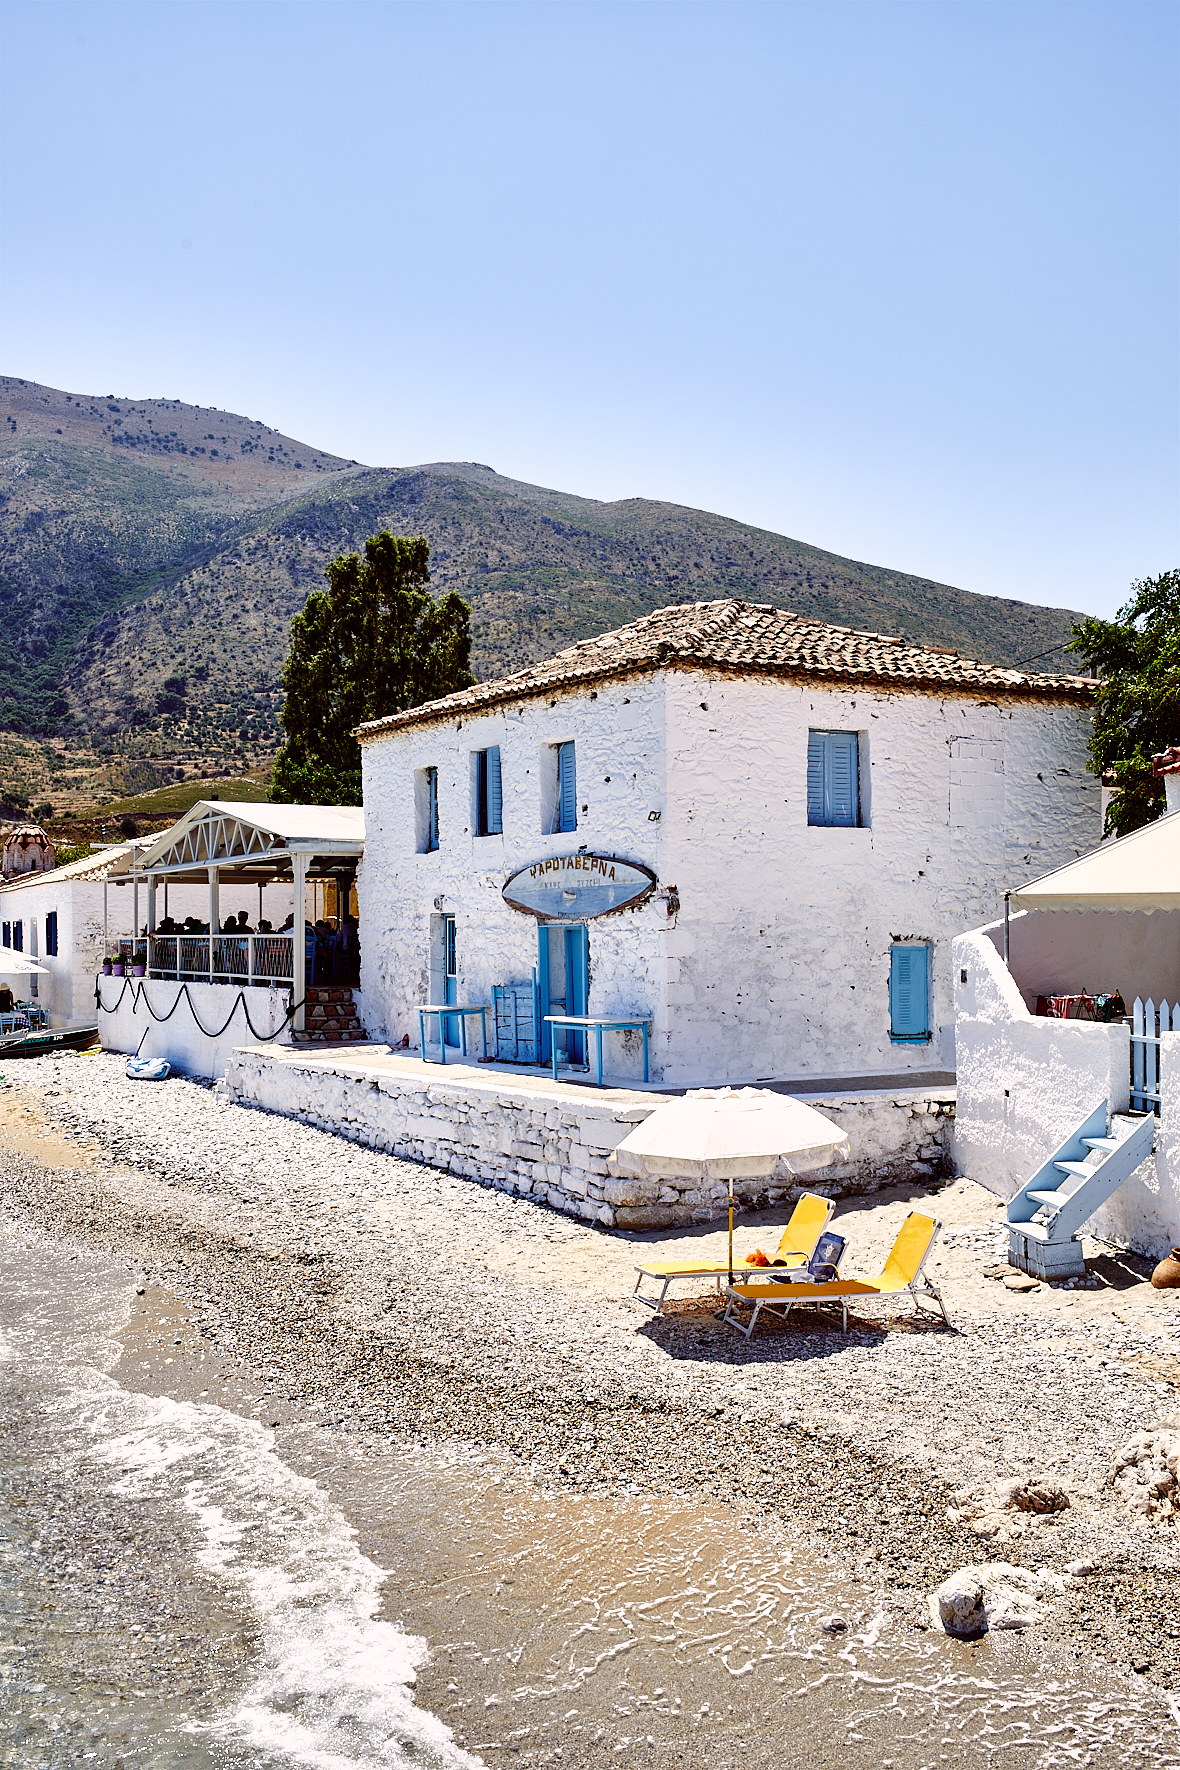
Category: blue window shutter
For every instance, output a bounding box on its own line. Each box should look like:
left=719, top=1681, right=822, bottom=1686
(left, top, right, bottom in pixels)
left=890, top=945, right=929, bottom=1041
left=827, top=732, right=857, bottom=826
left=486, top=747, right=502, bottom=834
left=806, top=731, right=826, bottom=824
left=558, top=742, right=577, bottom=832
left=808, top=730, right=858, bottom=826
left=46, top=912, right=58, bottom=957
left=13, top=921, right=22, bottom=953
left=2, top=923, right=8, bottom=948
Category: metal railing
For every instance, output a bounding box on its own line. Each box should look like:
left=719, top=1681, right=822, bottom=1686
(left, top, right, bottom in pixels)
left=149, top=933, right=294, bottom=987
left=1131, top=995, right=1175, bottom=1113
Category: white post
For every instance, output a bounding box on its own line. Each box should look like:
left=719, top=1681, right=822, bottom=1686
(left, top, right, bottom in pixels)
left=132, top=867, right=139, bottom=952
left=103, top=878, right=108, bottom=958
left=208, top=866, right=219, bottom=980
left=292, top=852, right=307, bottom=1030
left=147, top=876, right=157, bottom=933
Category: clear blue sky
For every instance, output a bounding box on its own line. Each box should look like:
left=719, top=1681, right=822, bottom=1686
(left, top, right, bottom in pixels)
left=2, top=0, right=1176, bottom=618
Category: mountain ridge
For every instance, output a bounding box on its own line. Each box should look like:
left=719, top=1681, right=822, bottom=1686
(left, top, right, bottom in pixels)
left=1, top=376, right=1087, bottom=795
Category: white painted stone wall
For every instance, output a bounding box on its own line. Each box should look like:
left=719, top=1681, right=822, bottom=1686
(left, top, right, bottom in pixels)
left=0, top=872, right=106, bottom=1027
left=359, top=666, right=1096, bottom=1086
left=99, top=976, right=293, bottom=1077
left=225, top=1045, right=954, bottom=1230
left=952, top=920, right=1178, bottom=1255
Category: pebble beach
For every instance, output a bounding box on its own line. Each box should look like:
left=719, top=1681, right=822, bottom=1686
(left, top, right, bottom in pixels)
left=2, top=1048, right=1180, bottom=1767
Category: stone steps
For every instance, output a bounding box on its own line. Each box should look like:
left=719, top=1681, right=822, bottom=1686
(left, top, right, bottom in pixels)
left=290, top=985, right=369, bottom=1045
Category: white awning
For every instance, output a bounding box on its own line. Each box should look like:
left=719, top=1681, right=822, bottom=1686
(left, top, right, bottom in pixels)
left=1009, top=813, right=1180, bottom=913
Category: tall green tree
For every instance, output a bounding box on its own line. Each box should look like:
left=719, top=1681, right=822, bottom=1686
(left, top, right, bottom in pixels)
left=273, top=531, right=475, bottom=804
left=1068, top=569, right=1180, bottom=838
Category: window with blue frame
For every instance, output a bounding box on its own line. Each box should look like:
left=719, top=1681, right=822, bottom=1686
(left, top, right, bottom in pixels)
left=45, top=911, right=58, bottom=957
left=12, top=920, right=22, bottom=953
left=556, top=741, right=577, bottom=833
left=475, top=747, right=503, bottom=836
left=890, top=943, right=930, bottom=1042
left=807, top=730, right=860, bottom=827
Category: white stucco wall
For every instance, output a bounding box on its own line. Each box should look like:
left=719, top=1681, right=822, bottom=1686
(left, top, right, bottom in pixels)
left=952, top=922, right=1177, bottom=1255
left=98, top=975, right=293, bottom=1077
left=359, top=669, right=1096, bottom=1087
left=0, top=873, right=106, bottom=1027
left=985, top=907, right=1180, bottom=1012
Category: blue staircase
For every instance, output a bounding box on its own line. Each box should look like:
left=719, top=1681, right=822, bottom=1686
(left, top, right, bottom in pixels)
left=1007, top=1101, right=1156, bottom=1279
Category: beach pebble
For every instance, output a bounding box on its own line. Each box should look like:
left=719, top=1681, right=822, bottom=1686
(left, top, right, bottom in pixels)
left=818, top=1614, right=848, bottom=1633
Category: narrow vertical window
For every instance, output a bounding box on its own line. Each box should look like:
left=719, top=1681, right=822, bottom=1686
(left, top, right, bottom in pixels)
left=45, top=911, right=58, bottom=957
left=807, top=730, right=859, bottom=827
left=890, top=944, right=930, bottom=1042
left=557, top=741, right=577, bottom=833
left=417, top=766, right=440, bottom=853
left=426, top=767, right=439, bottom=852
left=476, top=747, right=503, bottom=836
left=1, top=922, right=9, bottom=948
left=12, top=920, right=22, bottom=953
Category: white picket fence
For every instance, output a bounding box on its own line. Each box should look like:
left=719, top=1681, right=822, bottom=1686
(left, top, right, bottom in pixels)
left=1131, top=996, right=1176, bottom=1112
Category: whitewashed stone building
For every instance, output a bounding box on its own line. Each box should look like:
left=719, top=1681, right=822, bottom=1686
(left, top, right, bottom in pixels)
left=356, top=600, right=1096, bottom=1088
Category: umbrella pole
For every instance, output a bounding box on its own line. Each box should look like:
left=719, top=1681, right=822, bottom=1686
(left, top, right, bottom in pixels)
left=728, top=1177, right=735, bottom=1286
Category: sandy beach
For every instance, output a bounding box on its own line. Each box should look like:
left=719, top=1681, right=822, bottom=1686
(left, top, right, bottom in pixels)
left=2, top=1049, right=1179, bottom=1766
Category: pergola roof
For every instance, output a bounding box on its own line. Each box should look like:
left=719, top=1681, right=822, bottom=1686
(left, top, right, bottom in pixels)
left=133, top=801, right=365, bottom=882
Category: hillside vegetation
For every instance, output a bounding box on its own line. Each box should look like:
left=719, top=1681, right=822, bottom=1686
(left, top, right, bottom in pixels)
left=2, top=377, right=1087, bottom=796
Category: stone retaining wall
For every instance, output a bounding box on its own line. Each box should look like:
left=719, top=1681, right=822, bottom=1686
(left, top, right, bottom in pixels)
left=225, top=1048, right=956, bottom=1230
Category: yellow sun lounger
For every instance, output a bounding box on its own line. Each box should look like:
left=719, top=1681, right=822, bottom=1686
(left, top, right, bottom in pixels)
left=721, top=1210, right=950, bottom=1338
left=632, top=1192, right=834, bottom=1313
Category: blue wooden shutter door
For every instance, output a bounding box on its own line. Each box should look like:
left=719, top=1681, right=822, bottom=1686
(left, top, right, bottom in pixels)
left=827, top=732, right=857, bottom=826
left=537, top=925, right=552, bottom=1060
left=13, top=921, right=22, bottom=952
left=487, top=747, right=502, bottom=834
left=558, top=742, right=577, bottom=832
left=806, top=731, right=826, bottom=824
left=890, top=945, right=928, bottom=1040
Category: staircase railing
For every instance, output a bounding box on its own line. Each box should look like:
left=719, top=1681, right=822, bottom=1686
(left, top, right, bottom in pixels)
left=1131, top=996, right=1175, bottom=1113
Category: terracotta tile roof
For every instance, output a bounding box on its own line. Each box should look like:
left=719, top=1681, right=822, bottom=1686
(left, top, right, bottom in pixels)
left=356, top=598, right=1093, bottom=740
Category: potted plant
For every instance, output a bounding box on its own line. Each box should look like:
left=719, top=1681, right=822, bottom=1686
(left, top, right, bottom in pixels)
left=111, top=956, right=125, bottom=976
left=132, top=958, right=146, bottom=977
left=101, top=957, right=113, bottom=976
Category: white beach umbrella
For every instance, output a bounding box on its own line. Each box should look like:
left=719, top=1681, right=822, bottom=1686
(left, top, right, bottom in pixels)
left=611, top=1087, right=851, bottom=1180
left=611, top=1087, right=851, bottom=1285
left=0, top=954, right=50, bottom=976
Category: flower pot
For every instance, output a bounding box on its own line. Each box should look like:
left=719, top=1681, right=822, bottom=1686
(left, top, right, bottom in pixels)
left=1151, top=1248, right=1180, bottom=1290
left=132, top=964, right=146, bottom=978
left=101, top=962, right=112, bottom=976
left=112, top=962, right=125, bottom=976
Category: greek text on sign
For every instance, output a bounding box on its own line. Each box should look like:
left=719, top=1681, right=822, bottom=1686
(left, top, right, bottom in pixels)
left=502, top=853, right=656, bottom=921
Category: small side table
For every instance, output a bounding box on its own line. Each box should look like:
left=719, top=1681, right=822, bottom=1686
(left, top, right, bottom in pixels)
left=544, top=1015, right=651, bottom=1087
left=418, top=1003, right=490, bottom=1064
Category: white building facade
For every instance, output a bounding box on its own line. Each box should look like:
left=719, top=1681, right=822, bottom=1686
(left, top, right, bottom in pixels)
left=357, top=600, right=1097, bottom=1088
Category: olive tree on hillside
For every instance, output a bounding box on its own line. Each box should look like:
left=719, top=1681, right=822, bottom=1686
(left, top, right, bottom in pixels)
left=272, top=530, right=475, bottom=805
left=1068, top=568, right=1180, bottom=837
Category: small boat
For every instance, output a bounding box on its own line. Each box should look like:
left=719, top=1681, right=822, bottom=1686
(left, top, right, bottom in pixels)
left=0, top=1025, right=100, bottom=1057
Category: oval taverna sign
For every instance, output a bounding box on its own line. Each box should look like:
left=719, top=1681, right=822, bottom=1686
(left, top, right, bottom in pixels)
left=503, top=853, right=656, bottom=921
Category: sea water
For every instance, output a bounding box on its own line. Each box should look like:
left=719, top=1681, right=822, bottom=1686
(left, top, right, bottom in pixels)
left=1, top=1214, right=1177, bottom=1770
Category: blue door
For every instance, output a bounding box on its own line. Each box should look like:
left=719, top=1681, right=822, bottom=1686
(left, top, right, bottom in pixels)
left=443, top=914, right=459, bottom=1045
left=538, top=923, right=588, bottom=1064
